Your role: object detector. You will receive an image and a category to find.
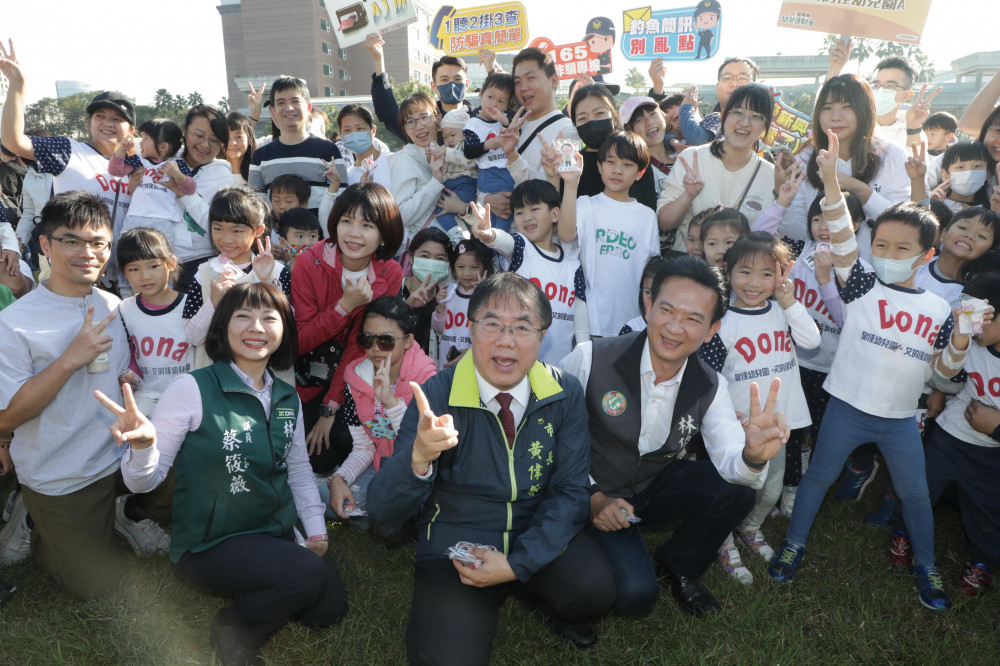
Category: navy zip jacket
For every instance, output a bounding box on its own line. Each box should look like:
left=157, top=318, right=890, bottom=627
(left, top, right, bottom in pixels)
left=367, top=353, right=591, bottom=582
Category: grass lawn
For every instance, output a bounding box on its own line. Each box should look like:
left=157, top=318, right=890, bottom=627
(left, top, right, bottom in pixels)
left=1, top=472, right=998, bottom=666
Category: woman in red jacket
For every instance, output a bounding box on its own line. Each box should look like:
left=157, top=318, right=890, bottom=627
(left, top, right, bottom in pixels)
left=292, top=183, right=403, bottom=473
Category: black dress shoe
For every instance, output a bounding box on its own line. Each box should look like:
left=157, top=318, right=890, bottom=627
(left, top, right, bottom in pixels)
left=210, top=617, right=263, bottom=666
left=658, top=567, right=720, bottom=617
left=549, top=619, right=598, bottom=649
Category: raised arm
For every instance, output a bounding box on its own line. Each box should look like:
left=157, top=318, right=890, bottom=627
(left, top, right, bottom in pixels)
left=556, top=154, right=582, bottom=244
left=818, top=130, right=858, bottom=275
left=656, top=150, right=702, bottom=231
left=0, top=40, right=35, bottom=160
left=959, top=69, right=1000, bottom=136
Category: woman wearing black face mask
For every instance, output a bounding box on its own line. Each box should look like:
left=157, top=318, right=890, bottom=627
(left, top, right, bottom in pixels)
left=569, top=85, right=658, bottom=210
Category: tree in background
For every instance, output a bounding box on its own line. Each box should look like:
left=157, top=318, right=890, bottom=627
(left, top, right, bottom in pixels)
left=625, top=67, right=648, bottom=94
left=819, top=34, right=934, bottom=82
left=23, top=89, right=209, bottom=137
left=391, top=79, right=434, bottom=104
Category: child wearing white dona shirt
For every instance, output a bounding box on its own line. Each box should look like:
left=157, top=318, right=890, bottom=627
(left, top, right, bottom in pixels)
left=557, top=131, right=659, bottom=337
left=770, top=130, right=969, bottom=612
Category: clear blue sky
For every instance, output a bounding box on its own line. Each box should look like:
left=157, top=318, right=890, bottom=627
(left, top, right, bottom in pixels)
left=1, top=0, right=986, bottom=105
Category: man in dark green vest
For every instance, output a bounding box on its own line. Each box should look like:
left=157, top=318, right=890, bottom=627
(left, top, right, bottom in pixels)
left=560, top=256, right=788, bottom=617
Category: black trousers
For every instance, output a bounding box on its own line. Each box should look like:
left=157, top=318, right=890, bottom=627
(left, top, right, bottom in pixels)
left=406, top=532, right=615, bottom=666
left=587, top=459, right=755, bottom=616
left=302, top=392, right=354, bottom=474
left=174, top=533, right=348, bottom=649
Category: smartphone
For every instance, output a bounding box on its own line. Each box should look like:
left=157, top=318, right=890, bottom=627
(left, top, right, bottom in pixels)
left=447, top=345, right=461, bottom=362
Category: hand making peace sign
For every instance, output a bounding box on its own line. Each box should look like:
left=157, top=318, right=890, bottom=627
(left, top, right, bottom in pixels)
left=743, top=378, right=789, bottom=466
left=93, top=383, right=156, bottom=450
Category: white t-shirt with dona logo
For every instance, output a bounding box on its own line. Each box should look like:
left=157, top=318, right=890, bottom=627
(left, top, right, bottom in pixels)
left=576, top=192, right=659, bottom=337
left=656, top=144, right=776, bottom=253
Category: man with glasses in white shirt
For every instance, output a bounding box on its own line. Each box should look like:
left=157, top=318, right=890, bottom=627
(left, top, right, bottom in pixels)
left=0, top=192, right=170, bottom=600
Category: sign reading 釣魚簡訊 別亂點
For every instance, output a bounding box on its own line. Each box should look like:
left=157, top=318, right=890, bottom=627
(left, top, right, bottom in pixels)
left=619, top=2, right=723, bottom=61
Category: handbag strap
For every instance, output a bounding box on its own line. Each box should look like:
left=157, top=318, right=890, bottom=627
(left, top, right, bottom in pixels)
left=517, top=114, right=563, bottom=155
left=734, top=158, right=763, bottom=212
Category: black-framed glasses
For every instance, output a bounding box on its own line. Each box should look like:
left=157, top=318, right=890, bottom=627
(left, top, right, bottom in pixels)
left=471, top=318, right=545, bottom=341
left=357, top=333, right=405, bottom=351
left=45, top=235, right=112, bottom=253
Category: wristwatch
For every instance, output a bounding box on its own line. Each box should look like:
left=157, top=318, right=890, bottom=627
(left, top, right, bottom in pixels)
left=319, top=404, right=334, bottom=418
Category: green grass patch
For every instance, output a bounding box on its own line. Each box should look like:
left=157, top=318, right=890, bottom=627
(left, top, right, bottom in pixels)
left=1, top=477, right=998, bottom=665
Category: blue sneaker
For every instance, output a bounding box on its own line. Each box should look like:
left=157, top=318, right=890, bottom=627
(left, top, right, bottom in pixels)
left=864, top=494, right=898, bottom=527
left=835, top=460, right=880, bottom=502
left=913, top=566, right=952, bottom=610
left=769, top=540, right=806, bottom=583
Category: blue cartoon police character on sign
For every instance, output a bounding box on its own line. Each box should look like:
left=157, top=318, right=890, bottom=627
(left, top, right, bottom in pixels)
left=694, top=0, right=721, bottom=60
left=584, top=17, right=615, bottom=79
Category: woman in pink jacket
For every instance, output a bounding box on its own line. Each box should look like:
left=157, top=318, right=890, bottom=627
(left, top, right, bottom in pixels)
left=291, top=184, right=404, bottom=473
left=322, top=297, right=437, bottom=524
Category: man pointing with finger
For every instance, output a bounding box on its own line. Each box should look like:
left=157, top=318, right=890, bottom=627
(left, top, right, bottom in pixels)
left=0, top=192, right=171, bottom=599
left=368, top=272, right=614, bottom=664
left=560, top=256, right=788, bottom=617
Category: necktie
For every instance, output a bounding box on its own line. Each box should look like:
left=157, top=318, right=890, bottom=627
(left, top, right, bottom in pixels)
left=496, top=392, right=516, bottom=449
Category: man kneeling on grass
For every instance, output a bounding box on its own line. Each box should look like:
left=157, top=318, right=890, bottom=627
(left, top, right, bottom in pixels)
left=367, top=272, right=615, bottom=664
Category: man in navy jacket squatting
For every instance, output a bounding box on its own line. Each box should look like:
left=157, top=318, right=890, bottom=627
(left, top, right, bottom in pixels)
left=368, top=272, right=615, bottom=665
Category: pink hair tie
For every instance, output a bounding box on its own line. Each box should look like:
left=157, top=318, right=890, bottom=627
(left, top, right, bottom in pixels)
left=458, top=244, right=468, bottom=254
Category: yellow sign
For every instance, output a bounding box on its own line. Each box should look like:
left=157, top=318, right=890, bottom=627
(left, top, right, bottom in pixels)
left=430, top=2, right=529, bottom=57
left=776, top=0, right=932, bottom=44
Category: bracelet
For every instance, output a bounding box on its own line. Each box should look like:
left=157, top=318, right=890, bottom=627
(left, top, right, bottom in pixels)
left=412, top=463, right=430, bottom=476
left=306, top=534, right=329, bottom=543
left=906, top=128, right=922, bottom=135
left=741, top=449, right=766, bottom=472
left=249, top=116, right=259, bottom=123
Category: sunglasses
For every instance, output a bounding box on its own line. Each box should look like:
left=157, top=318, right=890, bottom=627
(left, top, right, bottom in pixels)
left=357, top=332, right=405, bottom=351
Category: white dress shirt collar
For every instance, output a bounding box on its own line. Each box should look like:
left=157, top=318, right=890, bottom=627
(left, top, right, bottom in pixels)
left=640, top=339, right=688, bottom=388
left=474, top=367, right=531, bottom=424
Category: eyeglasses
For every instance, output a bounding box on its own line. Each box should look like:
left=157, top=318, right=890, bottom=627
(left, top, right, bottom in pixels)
left=728, top=108, right=766, bottom=125
left=45, top=235, right=112, bottom=253
left=719, top=74, right=752, bottom=85
left=403, top=113, right=435, bottom=130
left=870, top=82, right=907, bottom=92
left=357, top=333, right=405, bottom=351
left=471, top=318, right=544, bottom=341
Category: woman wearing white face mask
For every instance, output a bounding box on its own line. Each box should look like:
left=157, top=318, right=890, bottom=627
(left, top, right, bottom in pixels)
left=779, top=75, right=911, bottom=263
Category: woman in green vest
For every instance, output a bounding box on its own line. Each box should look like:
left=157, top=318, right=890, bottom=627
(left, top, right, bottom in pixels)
left=96, top=282, right=348, bottom=666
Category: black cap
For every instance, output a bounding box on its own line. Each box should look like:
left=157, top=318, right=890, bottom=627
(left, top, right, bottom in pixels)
left=85, top=91, right=136, bottom=126
left=694, top=0, right=722, bottom=18
left=584, top=17, right=615, bottom=38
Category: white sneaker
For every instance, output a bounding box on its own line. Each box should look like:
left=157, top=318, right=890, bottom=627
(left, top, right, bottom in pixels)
left=717, top=536, right=754, bottom=585
left=114, top=495, right=170, bottom=556
left=736, top=528, right=776, bottom=561
left=0, top=494, right=31, bottom=566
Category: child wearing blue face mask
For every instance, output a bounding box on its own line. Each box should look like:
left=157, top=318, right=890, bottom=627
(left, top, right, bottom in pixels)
left=770, top=129, right=968, bottom=612
left=337, top=105, right=392, bottom=189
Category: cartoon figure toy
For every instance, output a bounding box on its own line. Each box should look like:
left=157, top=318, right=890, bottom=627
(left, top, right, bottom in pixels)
left=693, top=0, right=721, bottom=60
left=584, top=16, right=615, bottom=78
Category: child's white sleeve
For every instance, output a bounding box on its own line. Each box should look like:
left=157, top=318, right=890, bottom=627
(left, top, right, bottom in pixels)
left=782, top=301, right=821, bottom=350
left=574, top=298, right=591, bottom=344
left=484, top=228, right=515, bottom=258
left=318, top=190, right=337, bottom=234
left=0, top=222, right=19, bottom=255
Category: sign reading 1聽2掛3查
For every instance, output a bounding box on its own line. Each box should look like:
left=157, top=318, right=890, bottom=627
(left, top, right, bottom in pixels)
left=776, top=0, right=932, bottom=44
left=620, top=2, right=723, bottom=61
left=430, top=2, right=529, bottom=57
left=326, top=0, right=419, bottom=49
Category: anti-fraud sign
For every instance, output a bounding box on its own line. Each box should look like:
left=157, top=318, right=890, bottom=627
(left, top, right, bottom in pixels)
left=327, top=0, right=419, bottom=49
left=761, top=86, right=812, bottom=155
left=430, top=2, right=529, bottom=57
left=529, top=37, right=602, bottom=80
left=776, top=0, right=931, bottom=44
left=620, top=2, right=723, bottom=61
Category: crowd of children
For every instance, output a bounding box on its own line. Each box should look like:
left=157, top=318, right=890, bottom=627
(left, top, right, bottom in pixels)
left=3, top=30, right=1000, bottom=664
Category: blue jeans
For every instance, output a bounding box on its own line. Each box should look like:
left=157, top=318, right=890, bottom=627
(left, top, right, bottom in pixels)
left=478, top=167, right=515, bottom=233
left=786, top=396, right=936, bottom=566
left=437, top=175, right=478, bottom=232
left=317, top=465, right=376, bottom=528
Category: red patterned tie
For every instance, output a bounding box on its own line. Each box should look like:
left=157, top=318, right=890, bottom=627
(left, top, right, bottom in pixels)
left=496, top=392, right=516, bottom=449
